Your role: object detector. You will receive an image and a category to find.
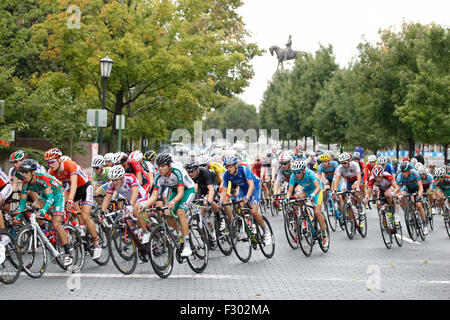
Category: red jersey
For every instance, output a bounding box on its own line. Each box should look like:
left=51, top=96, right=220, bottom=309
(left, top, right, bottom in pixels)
left=367, top=172, right=394, bottom=190
left=251, top=162, right=262, bottom=178
left=363, top=162, right=376, bottom=183
left=126, top=159, right=150, bottom=190
left=48, top=160, right=91, bottom=188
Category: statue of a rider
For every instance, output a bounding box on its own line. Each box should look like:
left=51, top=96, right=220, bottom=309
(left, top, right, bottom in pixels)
left=284, top=35, right=292, bottom=62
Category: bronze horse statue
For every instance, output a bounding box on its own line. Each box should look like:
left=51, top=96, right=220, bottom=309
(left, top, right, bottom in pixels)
left=269, top=45, right=300, bottom=69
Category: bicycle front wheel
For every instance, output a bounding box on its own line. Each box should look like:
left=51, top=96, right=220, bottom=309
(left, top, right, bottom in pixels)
left=284, top=208, right=299, bottom=250
left=257, top=215, right=275, bottom=258
left=297, top=214, right=313, bottom=257
left=230, top=217, right=252, bottom=263
left=187, top=224, right=209, bottom=273
left=0, top=230, right=22, bottom=285
left=379, top=213, right=392, bottom=249
left=343, top=204, right=355, bottom=240
left=16, top=227, right=47, bottom=279
left=91, top=218, right=110, bottom=266
left=108, top=224, right=137, bottom=275
left=149, top=226, right=174, bottom=279
left=325, top=197, right=337, bottom=232
left=444, top=207, right=450, bottom=238
left=404, top=207, right=417, bottom=241
left=215, top=214, right=232, bottom=256
left=357, top=205, right=367, bottom=238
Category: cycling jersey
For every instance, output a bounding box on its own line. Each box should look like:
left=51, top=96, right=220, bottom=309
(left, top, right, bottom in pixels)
left=0, top=170, right=12, bottom=202
left=17, top=172, right=65, bottom=216
left=223, top=165, right=260, bottom=204
left=317, top=161, right=339, bottom=181
left=420, top=173, right=434, bottom=189
left=191, top=167, right=219, bottom=197
left=48, top=159, right=91, bottom=189
left=209, top=162, right=226, bottom=184
left=289, top=169, right=323, bottom=205
left=91, top=167, right=111, bottom=184
left=251, top=162, right=262, bottom=178
left=395, top=169, right=421, bottom=190
left=106, top=173, right=148, bottom=203
left=153, top=164, right=196, bottom=192
left=367, top=172, right=395, bottom=190
left=126, top=159, right=150, bottom=188
left=335, top=162, right=361, bottom=182
left=275, top=166, right=292, bottom=185
left=383, top=163, right=395, bottom=175
left=431, top=175, right=450, bottom=196
left=363, top=162, right=376, bottom=183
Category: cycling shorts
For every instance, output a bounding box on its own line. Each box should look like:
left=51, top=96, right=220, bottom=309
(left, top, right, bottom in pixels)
left=167, top=187, right=196, bottom=213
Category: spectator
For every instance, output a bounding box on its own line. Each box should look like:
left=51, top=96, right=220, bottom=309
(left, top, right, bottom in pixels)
left=354, top=146, right=364, bottom=160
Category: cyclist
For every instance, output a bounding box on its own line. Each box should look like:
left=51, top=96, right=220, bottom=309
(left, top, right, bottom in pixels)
left=394, top=161, right=429, bottom=235
left=285, top=160, right=328, bottom=248
left=431, top=167, right=449, bottom=211
left=218, top=155, right=271, bottom=246
left=332, top=152, right=363, bottom=217
left=91, top=155, right=111, bottom=196
left=130, top=150, right=154, bottom=193
left=363, top=154, right=377, bottom=191
left=364, top=165, right=400, bottom=227
left=428, top=163, right=436, bottom=177
left=100, top=165, right=151, bottom=243
left=16, top=159, right=72, bottom=266
left=260, top=152, right=272, bottom=204
left=9, top=150, right=45, bottom=191
left=145, top=153, right=196, bottom=257
left=0, top=169, right=13, bottom=245
left=143, top=150, right=157, bottom=176
left=417, top=165, right=435, bottom=213
left=377, top=156, right=396, bottom=179
left=46, top=148, right=102, bottom=259
left=114, top=152, right=151, bottom=193
left=317, top=152, right=341, bottom=206
left=273, top=151, right=293, bottom=196
left=104, top=153, right=115, bottom=167
left=199, top=155, right=225, bottom=187
left=251, top=156, right=262, bottom=179
left=307, top=152, right=317, bottom=172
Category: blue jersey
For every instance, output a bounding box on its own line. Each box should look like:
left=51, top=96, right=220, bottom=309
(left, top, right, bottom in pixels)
left=395, top=169, right=421, bottom=190
left=396, top=162, right=414, bottom=174
left=317, top=161, right=339, bottom=180
left=289, top=169, right=322, bottom=195
left=384, top=163, right=395, bottom=175
left=421, top=173, right=434, bottom=189
left=223, top=165, right=260, bottom=195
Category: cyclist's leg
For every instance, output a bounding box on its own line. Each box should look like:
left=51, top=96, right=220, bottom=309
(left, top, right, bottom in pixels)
left=312, top=191, right=326, bottom=231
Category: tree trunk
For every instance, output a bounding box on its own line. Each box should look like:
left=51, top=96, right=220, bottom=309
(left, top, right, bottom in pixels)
left=313, top=137, right=316, bottom=152
left=408, top=137, right=415, bottom=159
left=396, top=143, right=399, bottom=161
left=444, top=143, right=449, bottom=165
left=111, top=90, right=125, bottom=153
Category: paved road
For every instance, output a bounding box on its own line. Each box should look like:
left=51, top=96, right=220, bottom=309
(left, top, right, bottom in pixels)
left=1, top=207, right=448, bottom=300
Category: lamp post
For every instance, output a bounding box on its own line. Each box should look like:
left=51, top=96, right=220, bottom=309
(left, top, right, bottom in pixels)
left=99, top=53, right=113, bottom=153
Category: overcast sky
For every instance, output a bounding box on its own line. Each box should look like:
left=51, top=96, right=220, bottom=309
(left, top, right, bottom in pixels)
left=236, top=0, right=449, bottom=108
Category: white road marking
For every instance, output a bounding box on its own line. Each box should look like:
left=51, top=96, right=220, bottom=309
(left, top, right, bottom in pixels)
left=16, top=273, right=247, bottom=280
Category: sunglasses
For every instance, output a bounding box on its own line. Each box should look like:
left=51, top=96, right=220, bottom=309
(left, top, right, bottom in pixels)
left=11, top=160, right=20, bottom=164
left=225, top=165, right=235, bottom=169
left=340, top=161, right=349, bottom=165
left=281, top=162, right=290, bottom=165
left=47, top=160, right=57, bottom=165
left=293, top=170, right=304, bottom=175
left=93, top=167, right=102, bottom=170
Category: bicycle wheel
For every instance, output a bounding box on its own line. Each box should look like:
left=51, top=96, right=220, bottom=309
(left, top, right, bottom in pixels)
left=424, top=201, right=434, bottom=231
left=91, top=219, right=110, bottom=266
left=54, top=224, right=85, bottom=271
left=230, top=217, right=252, bottom=263
left=16, top=227, right=47, bottom=279
left=297, top=214, right=313, bottom=257
left=256, top=215, right=275, bottom=258
left=415, top=210, right=426, bottom=241
left=343, top=204, right=355, bottom=240
left=316, top=213, right=330, bottom=253
left=283, top=208, right=298, bottom=250
left=325, top=197, right=337, bottom=232
left=108, top=224, right=137, bottom=275
left=215, top=214, right=232, bottom=256
left=149, top=226, right=174, bottom=279
left=0, top=230, right=22, bottom=285
left=379, top=213, right=392, bottom=249
left=357, top=205, right=367, bottom=238
left=187, top=224, right=209, bottom=273
left=404, top=206, right=417, bottom=241
left=394, top=220, right=403, bottom=247
left=444, top=207, right=450, bottom=238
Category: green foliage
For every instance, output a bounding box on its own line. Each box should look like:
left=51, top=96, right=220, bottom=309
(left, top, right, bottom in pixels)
left=0, top=146, right=46, bottom=166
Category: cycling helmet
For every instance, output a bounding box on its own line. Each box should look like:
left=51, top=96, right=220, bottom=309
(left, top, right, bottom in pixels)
left=418, top=166, right=427, bottom=175
left=10, top=150, right=26, bottom=162
left=129, top=150, right=143, bottom=162
left=104, top=153, right=114, bottom=163
left=143, top=150, right=156, bottom=162
left=291, top=160, right=307, bottom=172
left=377, top=157, right=387, bottom=165
left=266, top=152, right=272, bottom=158
left=399, top=161, right=411, bottom=172
left=108, top=165, right=125, bottom=180
left=92, top=155, right=105, bottom=168
left=372, top=165, right=384, bottom=177
left=188, top=150, right=196, bottom=157
left=411, top=158, right=417, bottom=165
left=184, top=159, right=199, bottom=172
left=19, top=159, right=38, bottom=172
left=61, top=156, right=71, bottom=161
left=353, top=151, right=360, bottom=159
left=414, top=162, right=424, bottom=171
left=315, top=150, right=323, bottom=156
left=368, top=155, right=377, bottom=163
left=279, top=151, right=292, bottom=163
left=338, top=152, right=351, bottom=163
left=325, top=150, right=334, bottom=158
left=402, top=157, right=410, bottom=162
left=155, top=153, right=173, bottom=166
left=392, top=158, right=399, bottom=165
left=198, top=155, right=210, bottom=166
left=44, top=148, right=62, bottom=161
left=223, top=155, right=238, bottom=166
left=320, top=153, right=331, bottom=162
left=112, top=152, right=128, bottom=165
left=434, top=167, right=446, bottom=178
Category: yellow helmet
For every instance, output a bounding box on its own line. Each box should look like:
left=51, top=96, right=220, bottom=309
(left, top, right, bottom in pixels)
left=320, top=154, right=331, bottom=162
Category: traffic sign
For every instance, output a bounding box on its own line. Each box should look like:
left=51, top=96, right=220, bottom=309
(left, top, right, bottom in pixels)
left=116, top=115, right=125, bottom=130
left=87, top=109, right=107, bottom=127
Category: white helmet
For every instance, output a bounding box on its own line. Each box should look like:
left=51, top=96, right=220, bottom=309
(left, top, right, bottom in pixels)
left=198, top=155, right=210, bottom=166
left=108, top=165, right=125, bottom=180
left=104, top=153, right=114, bottom=163
left=415, top=162, right=424, bottom=171
left=112, top=152, right=128, bottom=165
left=92, top=155, right=105, bottom=168
left=368, top=155, right=377, bottom=163
left=377, top=157, right=387, bottom=165
left=188, top=150, right=196, bottom=157
left=418, top=166, right=427, bottom=175
left=434, top=167, right=446, bottom=178
left=338, top=152, right=351, bottom=163
left=291, top=160, right=307, bottom=171
left=279, top=151, right=292, bottom=163
left=129, top=150, right=143, bottom=162
left=61, top=156, right=72, bottom=161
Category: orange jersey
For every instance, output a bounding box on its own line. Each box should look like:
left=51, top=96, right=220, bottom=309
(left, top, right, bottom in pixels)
left=48, top=160, right=91, bottom=188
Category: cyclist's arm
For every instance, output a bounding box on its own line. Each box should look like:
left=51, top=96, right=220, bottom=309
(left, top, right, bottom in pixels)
left=101, top=193, right=113, bottom=212
left=12, top=176, right=19, bottom=192
left=332, top=175, right=340, bottom=193
left=356, top=171, right=362, bottom=190
left=40, top=186, right=55, bottom=215
left=206, top=184, right=215, bottom=203
left=311, top=179, right=321, bottom=198
left=417, top=179, right=424, bottom=199
left=170, top=185, right=185, bottom=206
left=129, top=185, right=139, bottom=207
left=68, top=174, right=78, bottom=202
left=246, top=179, right=255, bottom=199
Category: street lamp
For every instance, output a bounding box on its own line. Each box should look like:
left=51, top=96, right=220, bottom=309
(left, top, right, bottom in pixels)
left=99, top=53, right=113, bottom=153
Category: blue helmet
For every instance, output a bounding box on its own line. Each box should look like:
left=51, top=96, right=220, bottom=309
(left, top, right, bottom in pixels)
left=223, top=155, right=238, bottom=166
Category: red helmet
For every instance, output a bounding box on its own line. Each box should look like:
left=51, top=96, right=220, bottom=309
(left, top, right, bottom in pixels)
left=372, top=165, right=384, bottom=177
left=402, top=157, right=410, bottom=162
left=44, top=148, right=62, bottom=161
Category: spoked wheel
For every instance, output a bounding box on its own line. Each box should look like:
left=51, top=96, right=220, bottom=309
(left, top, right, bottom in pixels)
left=444, top=207, right=450, bottom=238
left=215, top=214, right=233, bottom=256
left=149, top=226, right=174, bottom=279
left=108, top=224, right=137, bottom=275
left=256, top=215, right=275, bottom=258
left=415, top=211, right=426, bottom=241
left=16, top=227, right=47, bottom=279
left=404, top=207, right=417, bottom=241
left=316, top=214, right=330, bottom=253
left=0, top=230, right=22, bottom=285
left=54, top=224, right=85, bottom=272
left=379, top=213, right=392, bottom=249
left=424, top=202, right=434, bottom=231
left=230, top=217, right=252, bottom=263
left=343, top=205, right=355, bottom=240
left=325, top=197, right=337, bottom=232
left=90, top=219, right=110, bottom=266
left=394, top=220, right=403, bottom=247
left=284, top=208, right=299, bottom=250
left=297, top=214, right=313, bottom=257
left=187, top=224, right=209, bottom=273
left=357, top=205, right=368, bottom=238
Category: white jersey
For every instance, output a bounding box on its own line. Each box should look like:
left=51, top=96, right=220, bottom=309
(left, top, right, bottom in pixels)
left=153, top=163, right=195, bottom=191
left=106, top=173, right=148, bottom=202
left=335, top=161, right=361, bottom=181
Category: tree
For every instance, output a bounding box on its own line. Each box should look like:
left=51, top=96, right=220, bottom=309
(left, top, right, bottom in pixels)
left=33, top=0, right=262, bottom=152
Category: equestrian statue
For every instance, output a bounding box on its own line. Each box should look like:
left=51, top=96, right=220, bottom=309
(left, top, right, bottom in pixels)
left=269, top=35, right=300, bottom=69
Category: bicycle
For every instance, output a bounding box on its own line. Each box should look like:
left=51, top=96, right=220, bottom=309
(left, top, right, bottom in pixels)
left=368, top=197, right=403, bottom=249
left=0, top=229, right=22, bottom=285
left=336, top=190, right=367, bottom=240
left=287, top=198, right=330, bottom=257
left=260, top=179, right=275, bottom=216
left=189, top=197, right=233, bottom=256
left=16, top=207, right=85, bottom=278
left=148, top=206, right=209, bottom=278
left=323, top=190, right=344, bottom=232
left=272, top=193, right=286, bottom=217
left=422, top=193, right=434, bottom=231
left=434, top=196, right=449, bottom=238
left=227, top=199, right=275, bottom=263
left=402, top=192, right=426, bottom=242
left=282, top=195, right=299, bottom=250
left=108, top=206, right=160, bottom=275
